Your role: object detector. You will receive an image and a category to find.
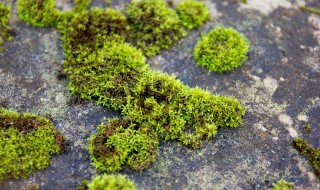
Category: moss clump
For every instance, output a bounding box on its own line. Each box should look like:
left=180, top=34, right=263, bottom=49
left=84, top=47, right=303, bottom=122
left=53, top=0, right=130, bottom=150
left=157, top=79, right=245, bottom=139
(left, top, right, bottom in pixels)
left=125, top=0, right=186, bottom=57
left=175, top=0, right=209, bottom=30
left=79, top=174, right=138, bottom=190
left=194, top=27, right=250, bottom=73
left=60, top=8, right=130, bottom=61
left=17, top=0, right=90, bottom=27
left=0, top=108, right=66, bottom=182
left=271, top=179, right=294, bottom=190
left=300, top=6, right=320, bottom=16
left=293, top=138, right=320, bottom=178
left=0, top=3, right=13, bottom=52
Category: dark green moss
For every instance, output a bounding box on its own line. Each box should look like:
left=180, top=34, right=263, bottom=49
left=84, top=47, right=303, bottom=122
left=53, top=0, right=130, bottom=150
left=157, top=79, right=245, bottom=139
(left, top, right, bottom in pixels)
left=303, top=123, right=311, bottom=133
left=271, top=179, right=294, bottom=190
left=17, top=0, right=91, bottom=27
left=125, top=0, right=186, bottom=57
left=175, top=0, right=209, bottom=30
left=293, top=138, right=320, bottom=179
left=0, top=108, right=66, bottom=182
left=194, top=27, right=250, bottom=73
left=0, top=2, right=13, bottom=52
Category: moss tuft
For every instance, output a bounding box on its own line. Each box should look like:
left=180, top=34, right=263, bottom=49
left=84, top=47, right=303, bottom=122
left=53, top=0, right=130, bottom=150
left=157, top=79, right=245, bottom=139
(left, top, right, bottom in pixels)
left=271, top=179, right=294, bottom=190
left=194, top=27, right=250, bottom=73
left=300, top=6, right=320, bottom=16
left=17, top=0, right=90, bottom=27
left=125, top=0, right=186, bottom=57
left=293, top=138, right=320, bottom=179
left=175, top=0, right=209, bottom=30
left=0, top=108, right=66, bottom=182
left=0, top=2, right=13, bottom=52
left=80, top=174, right=138, bottom=190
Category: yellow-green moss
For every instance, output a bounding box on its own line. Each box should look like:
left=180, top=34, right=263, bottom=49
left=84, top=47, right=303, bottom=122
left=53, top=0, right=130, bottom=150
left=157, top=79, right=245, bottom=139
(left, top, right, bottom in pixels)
left=0, top=108, right=66, bottom=182
left=300, top=6, right=320, bottom=16
left=271, top=179, right=294, bottom=190
left=194, top=27, right=250, bottom=73
left=293, top=138, right=320, bottom=179
left=175, top=0, right=209, bottom=30
left=0, top=2, right=13, bottom=52
left=78, top=174, right=138, bottom=190
left=125, top=0, right=186, bottom=57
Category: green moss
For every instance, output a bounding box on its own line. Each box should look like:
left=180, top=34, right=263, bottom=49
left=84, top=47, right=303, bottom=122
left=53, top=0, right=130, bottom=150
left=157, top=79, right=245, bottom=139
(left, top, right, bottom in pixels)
left=125, top=0, right=186, bottom=57
left=271, top=179, right=294, bottom=190
left=0, top=2, right=12, bottom=52
left=83, top=174, right=138, bottom=190
left=194, top=27, right=250, bottom=73
left=293, top=138, right=320, bottom=179
left=0, top=108, right=66, bottom=182
left=303, top=123, right=311, bottom=133
left=175, top=0, right=209, bottom=30
left=17, top=0, right=90, bottom=27
left=300, top=6, right=320, bottom=16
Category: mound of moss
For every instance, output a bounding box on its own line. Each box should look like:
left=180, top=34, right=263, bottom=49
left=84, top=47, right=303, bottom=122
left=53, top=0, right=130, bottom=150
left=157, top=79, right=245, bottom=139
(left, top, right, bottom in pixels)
left=271, top=179, right=294, bottom=190
left=125, top=0, right=186, bottom=57
left=194, top=27, right=250, bottom=73
left=0, top=2, right=13, bottom=52
left=175, top=0, right=209, bottom=30
left=17, top=0, right=90, bottom=27
left=78, top=174, right=138, bottom=190
left=0, top=108, right=66, bottom=182
left=293, top=138, right=320, bottom=179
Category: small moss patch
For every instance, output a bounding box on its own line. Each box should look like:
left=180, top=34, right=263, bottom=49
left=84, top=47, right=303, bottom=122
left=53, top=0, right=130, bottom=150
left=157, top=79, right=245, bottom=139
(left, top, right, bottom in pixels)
left=0, top=2, right=13, bottom=52
left=125, top=0, right=186, bottom=57
left=293, top=138, right=320, bottom=179
left=77, top=174, right=138, bottom=190
left=271, top=179, right=294, bottom=190
left=0, top=108, right=66, bottom=182
left=194, top=27, right=250, bottom=73
left=175, top=0, right=209, bottom=30
left=300, top=6, right=320, bottom=16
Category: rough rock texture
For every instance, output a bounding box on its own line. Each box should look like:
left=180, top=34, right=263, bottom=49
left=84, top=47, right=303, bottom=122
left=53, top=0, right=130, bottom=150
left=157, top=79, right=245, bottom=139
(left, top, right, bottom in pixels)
left=0, top=0, right=319, bottom=189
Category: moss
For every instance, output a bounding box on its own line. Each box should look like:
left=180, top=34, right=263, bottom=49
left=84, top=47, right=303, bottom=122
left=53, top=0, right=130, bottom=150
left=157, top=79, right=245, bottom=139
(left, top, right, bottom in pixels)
left=193, top=27, right=250, bottom=73
left=17, top=0, right=91, bottom=27
left=0, top=108, right=66, bottom=182
left=125, top=0, right=186, bottom=57
left=81, top=174, right=138, bottom=190
left=271, top=179, right=294, bottom=190
left=0, top=2, right=13, bottom=52
left=293, top=138, right=320, bottom=179
left=175, top=0, right=209, bottom=30
left=303, top=123, right=311, bottom=133
left=300, top=6, right=320, bottom=16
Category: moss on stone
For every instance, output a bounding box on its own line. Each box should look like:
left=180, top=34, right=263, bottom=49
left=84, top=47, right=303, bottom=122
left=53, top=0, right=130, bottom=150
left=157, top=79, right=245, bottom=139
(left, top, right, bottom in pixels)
left=293, top=138, right=320, bottom=179
left=175, top=0, right=209, bottom=30
left=271, top=179, right=294, bottom=190
left=78, top=174, right=138, bottom=190
left=125, top=0, right=186, bottom=57
left=0, top=2, right=13, bottom=52
left=17, top=0, right=91, bottom=27
left=194, top=27, right=250, bottom=73
left=0, top=108, right=66, bottom=182
left=300, top=6, right=320, bottom=16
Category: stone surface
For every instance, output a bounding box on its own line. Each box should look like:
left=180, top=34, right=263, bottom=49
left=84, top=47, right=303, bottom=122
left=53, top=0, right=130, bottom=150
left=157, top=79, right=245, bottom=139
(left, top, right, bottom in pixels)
left=0, top=0, right=319, bottom=189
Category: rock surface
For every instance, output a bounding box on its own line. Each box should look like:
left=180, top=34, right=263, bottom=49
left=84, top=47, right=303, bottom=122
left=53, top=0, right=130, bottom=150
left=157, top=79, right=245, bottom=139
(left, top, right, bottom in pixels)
left=0, top=0, right=319, bottom=189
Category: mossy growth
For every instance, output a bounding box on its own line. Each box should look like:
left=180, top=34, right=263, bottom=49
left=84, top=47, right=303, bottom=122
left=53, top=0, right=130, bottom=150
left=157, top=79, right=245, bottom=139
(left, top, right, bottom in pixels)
left=293, top=138, right=320, bottom=179
left=175, top=0, right=209, bottom=30
left=125, top=0, right=186, bottom=57
left=300, top=6, right=320, bottom=16
left=0, top=2, right=13, bottom=52
left=77, top=174, right=138, bottom=190
left=17, top=0, right=91, bottom=27
left=194, top=27, right=250, bottom=73
left=271, top=179, right=294, bottom=190
left=0, top=108, right=66, bottom=182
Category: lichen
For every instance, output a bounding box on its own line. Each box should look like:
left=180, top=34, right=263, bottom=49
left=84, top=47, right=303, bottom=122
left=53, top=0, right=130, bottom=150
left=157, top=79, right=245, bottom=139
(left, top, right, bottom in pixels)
left=175, top=0, right=209, bottom=30
left=0, top=2, right=13, bottom=52
left=0, top=108, right=66, bottom=182
left=17, top=0, right=91, bottom=27
left=293, top=138, right=320, bottom=179
left=271, top=179, right=294, bottom=190
left=193, top=27, right=250, bottom=73
left=77, top=174, right=138, bottom=190
left=125, top=0, right=186, bottom=57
